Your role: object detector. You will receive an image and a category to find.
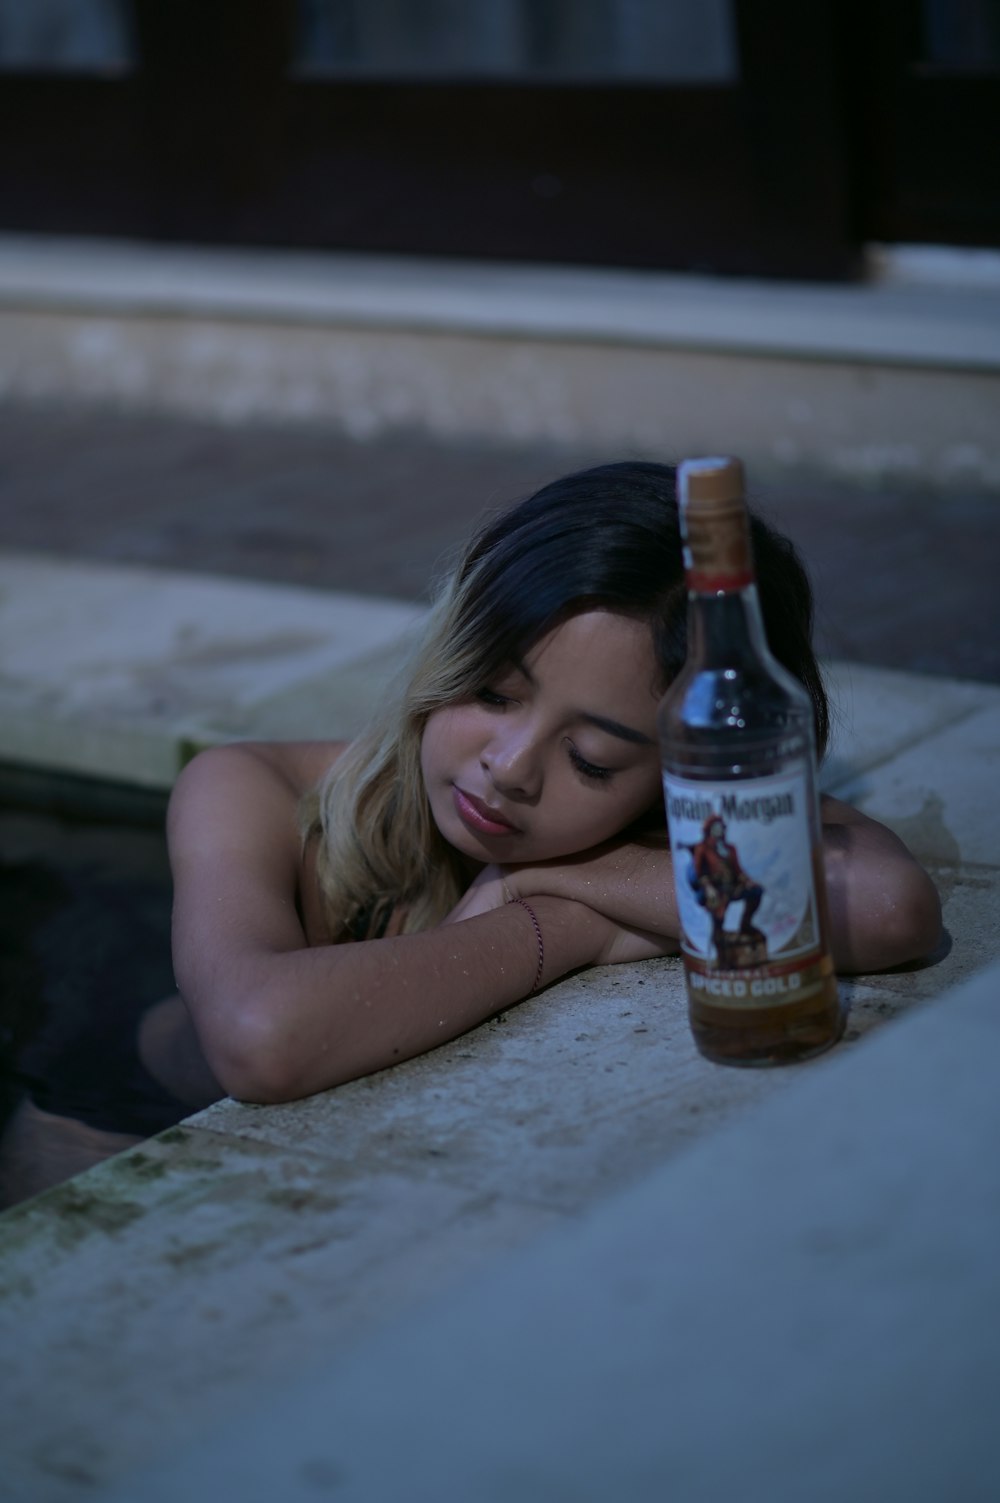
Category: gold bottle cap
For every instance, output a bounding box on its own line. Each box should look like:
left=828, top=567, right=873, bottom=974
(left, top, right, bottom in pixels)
left=677, top=456, right=753, bottom=591
left=678, top=456, right=746, bottom=510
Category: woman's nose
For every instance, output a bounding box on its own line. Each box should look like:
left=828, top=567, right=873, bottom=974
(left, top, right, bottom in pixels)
left=482, top=727, right=542, bottom=799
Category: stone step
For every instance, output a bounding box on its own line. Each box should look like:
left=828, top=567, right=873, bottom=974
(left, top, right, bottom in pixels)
left=0, top=552, right=425, bottom=788
left=2, top=234, right=998, bottom=492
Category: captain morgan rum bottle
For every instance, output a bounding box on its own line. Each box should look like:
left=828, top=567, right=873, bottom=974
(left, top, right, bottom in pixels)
left=658, top=457, right=843, bottom=1065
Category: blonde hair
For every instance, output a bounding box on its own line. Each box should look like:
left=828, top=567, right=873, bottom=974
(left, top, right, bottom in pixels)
left=301, top=563, right=498, bottom=939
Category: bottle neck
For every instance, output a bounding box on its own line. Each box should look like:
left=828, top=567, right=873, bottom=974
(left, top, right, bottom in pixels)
left=680, top=486, right=767, bottom=667
left=686, top=580, right=771, bottom=668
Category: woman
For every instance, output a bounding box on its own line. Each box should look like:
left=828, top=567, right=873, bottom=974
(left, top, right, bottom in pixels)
left=164, top=460, right=941, bottom=1104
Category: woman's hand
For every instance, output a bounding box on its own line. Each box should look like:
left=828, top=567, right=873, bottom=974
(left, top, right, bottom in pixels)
left=497, top=834, right=681, bottom=952
left=443, top=805, right=943, bottom=976
left=441, top=864, right=511, bottom=924
left=586, top=919, right=678, bottom=966
left=443, top=847, right=680, bottom=966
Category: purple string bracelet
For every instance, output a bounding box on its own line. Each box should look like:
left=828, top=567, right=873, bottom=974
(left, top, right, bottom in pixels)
left=509, top=896, right=545, bottom=993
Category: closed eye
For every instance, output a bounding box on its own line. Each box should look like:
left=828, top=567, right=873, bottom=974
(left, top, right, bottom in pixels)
left=475, top=688, right=509, bottom=708
left=568, top=745, right=614, bottom=782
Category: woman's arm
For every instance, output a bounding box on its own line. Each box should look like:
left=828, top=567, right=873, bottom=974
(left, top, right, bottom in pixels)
left=461, top=797, right=941, bottom=975
left=168, top=743, right=618, bottom=1105
left=819, top=795, right=942, bottom=972
left=444, top=834, right=680, bottom=966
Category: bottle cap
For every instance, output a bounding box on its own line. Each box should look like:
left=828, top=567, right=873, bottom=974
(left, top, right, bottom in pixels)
left=678, top=456, right=745, bottom=510
left=677, top=456, right=754, bottom=592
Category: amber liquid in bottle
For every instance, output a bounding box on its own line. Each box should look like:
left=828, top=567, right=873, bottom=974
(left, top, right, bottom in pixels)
left=658, top=457, right=843, bottom=1066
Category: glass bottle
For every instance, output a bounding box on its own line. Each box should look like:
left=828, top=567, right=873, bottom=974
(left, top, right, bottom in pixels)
left=658, top=456, right=843, bottom=1065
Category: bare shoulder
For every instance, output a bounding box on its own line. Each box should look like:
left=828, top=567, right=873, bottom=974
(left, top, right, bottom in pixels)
left=819, top=793, right=942, bottom=969
left=167, top=740, right=347, bottom=907
left=820, top=793, right=878, bottom=828
left=820, top=792, right=921, bottom=861
left=218, top=739, right=349, bottom=797
left=169, top=740, right=351, bottom=1001
left=820, top=793, right=910, bottom=847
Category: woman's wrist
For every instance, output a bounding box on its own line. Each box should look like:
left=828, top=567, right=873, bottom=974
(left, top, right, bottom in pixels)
left=502, top=843, right=680, bottom=945
left=506, top=896, right=545, bottom=991
left=499, top=861, right=568, bottom=906
left=517, top=894, right=614, bottom=980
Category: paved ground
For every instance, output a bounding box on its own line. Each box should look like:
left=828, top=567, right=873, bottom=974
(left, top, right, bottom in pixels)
left=1, top=400, right=998, bottom=683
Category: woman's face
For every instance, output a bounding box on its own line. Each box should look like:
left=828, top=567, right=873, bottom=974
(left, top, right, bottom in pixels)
left=420, top=610, right=663, bottom=867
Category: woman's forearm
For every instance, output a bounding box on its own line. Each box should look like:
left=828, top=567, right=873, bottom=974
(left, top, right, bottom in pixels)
left=507, top=838, right=681, bottom=942
left=170, top=743, right=612, bottom=1105
left=179, top=895, right=611, bottom=1105
left=507, top=809, right=941, bottom=977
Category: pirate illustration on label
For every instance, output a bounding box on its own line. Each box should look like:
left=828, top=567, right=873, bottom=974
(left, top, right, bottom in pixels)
left=664, top=770, right=820, bottom=976
left=686, top=813, right=767, bottom=967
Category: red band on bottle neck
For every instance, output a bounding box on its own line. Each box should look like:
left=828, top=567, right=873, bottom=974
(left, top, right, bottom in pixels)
left=686, top=567, right=755, bottom=594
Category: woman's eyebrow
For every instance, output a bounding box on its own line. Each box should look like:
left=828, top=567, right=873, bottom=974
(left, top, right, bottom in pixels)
left=580, top=713, right=655, bottom=746
left=511, top=657, right=654, bottom=746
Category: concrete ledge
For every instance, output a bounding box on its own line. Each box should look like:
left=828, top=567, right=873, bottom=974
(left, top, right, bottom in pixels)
left=112, top=956, right=1000, bottom=1503
left=2, top=236, right=999, bottom=490
left=2, top=234, right=999, bottom=370
left=1, top=561, right=999, bottom=1498
left=0, top=553, right=425, bottom=787
left=1, top=915, right=997, bottom=1500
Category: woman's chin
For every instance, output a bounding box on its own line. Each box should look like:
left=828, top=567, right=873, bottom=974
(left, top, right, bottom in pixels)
left=431, top=808, right=499, bottom=865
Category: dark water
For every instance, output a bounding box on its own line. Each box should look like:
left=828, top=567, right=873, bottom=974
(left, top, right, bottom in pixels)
left=0, top=769, right=190, bottom=1203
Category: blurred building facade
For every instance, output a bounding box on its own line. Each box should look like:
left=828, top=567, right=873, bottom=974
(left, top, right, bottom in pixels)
left=0, top=1, right=997, bottom=492
left=0, top=0, right=997, bottom=275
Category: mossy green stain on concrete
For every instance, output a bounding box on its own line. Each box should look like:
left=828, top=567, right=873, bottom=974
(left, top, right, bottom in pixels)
left=0, top=1179, right=146, bottom=1281
left=0, top=1126, right=230, bottom=1280
left=265, top=1186, right=343, bottom=1216
left=161, top=1238, right=227, bottom=1269
left=43, top=1181, right=146, bottom=1247
left=0, top=1266, right=37, bottom=1303
left=114, top=1149, right=171, bottom=1183
left=0, top=1123, right=355, bottom=1305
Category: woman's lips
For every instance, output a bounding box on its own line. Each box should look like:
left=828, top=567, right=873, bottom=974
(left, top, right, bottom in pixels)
left=452, top=786, right=520, bottom=837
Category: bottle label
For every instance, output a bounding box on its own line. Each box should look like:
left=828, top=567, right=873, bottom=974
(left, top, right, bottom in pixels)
left=663, top=767, right=826, bottom=1006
